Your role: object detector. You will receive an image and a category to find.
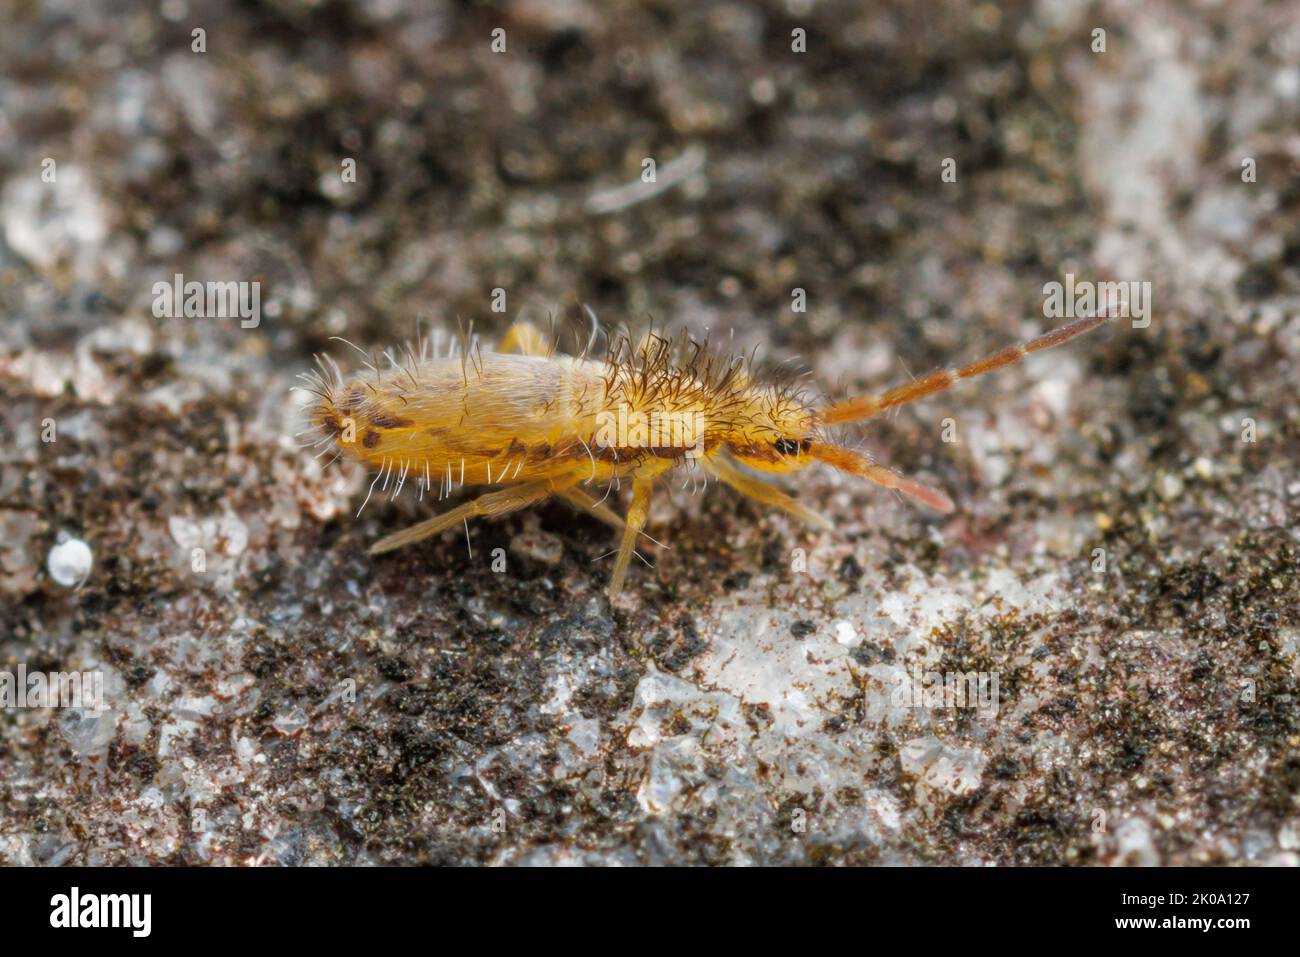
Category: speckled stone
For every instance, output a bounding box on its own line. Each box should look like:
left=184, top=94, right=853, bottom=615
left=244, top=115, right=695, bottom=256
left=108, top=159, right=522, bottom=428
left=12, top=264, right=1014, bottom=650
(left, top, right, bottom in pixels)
left=1, top=0, right=1297, bottom=866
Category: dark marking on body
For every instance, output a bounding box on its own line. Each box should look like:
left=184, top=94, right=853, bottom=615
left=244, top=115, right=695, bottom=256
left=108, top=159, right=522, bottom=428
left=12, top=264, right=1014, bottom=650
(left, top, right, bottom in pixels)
left=369, top=410, right=413, bottom=429
left=343, top=385, right=365, bottom=413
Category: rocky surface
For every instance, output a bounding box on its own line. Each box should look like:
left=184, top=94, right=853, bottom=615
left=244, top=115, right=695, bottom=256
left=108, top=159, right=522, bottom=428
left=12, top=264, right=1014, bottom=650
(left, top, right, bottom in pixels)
left=1, top=0, right=1298, bottom=865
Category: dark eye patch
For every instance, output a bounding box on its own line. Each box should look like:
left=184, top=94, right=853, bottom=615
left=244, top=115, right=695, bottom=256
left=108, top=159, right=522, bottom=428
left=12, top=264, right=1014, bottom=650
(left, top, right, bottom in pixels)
left=773, top=438, right=806, bottom=456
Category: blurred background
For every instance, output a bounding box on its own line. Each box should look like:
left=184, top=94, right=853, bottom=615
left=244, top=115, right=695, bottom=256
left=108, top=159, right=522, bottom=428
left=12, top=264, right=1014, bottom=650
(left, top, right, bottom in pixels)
left=1, top=0, right=1298, bottom=865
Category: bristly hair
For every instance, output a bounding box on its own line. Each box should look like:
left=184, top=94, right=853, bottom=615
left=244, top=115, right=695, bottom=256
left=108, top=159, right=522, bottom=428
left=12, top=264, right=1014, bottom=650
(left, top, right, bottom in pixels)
left=295, top=314, right=821, bottom=465
left=294, top=352, right=348, bottom=455
left=599, top=326, right=816, bottom=429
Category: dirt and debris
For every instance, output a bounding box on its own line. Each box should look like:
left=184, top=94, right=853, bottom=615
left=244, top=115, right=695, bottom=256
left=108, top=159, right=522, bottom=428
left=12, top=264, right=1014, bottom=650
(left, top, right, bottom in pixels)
left=1, top=0, right=1298, bottom=865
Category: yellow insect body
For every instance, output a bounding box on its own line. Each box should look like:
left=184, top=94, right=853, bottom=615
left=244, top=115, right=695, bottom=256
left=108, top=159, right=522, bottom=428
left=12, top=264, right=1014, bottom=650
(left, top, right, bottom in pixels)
left=339, top=352, right=618, bottom=486
left=303, top=314, right=1113, bottom=599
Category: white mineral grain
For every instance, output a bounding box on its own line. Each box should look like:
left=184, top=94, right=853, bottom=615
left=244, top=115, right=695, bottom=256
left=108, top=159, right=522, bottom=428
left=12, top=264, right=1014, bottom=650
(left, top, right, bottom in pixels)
left=46, top=535, right=93, bottom=587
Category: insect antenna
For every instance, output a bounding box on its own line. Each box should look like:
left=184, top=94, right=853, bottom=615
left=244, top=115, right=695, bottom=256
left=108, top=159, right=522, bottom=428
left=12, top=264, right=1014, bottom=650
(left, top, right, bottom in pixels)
left=810, top=443, right=955, bottom=513
left=817, top=312, right=1116, bottom=426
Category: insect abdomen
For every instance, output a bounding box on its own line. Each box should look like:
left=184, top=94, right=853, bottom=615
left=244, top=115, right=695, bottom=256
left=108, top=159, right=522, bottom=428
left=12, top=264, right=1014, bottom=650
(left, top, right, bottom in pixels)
left=313, top=353, right=610, bottom=485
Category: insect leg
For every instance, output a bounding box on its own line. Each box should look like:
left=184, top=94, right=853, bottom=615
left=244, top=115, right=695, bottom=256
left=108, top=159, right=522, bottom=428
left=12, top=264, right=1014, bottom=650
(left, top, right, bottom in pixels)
left=703, top=457, right=832, bottom=531
left=607, top=477, right=652, bottom=599
left=558, top=486, right=626, bottom=530
left=368, top=480, right=559, bottom=555
left=498, top=321, right=552, bottom=357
